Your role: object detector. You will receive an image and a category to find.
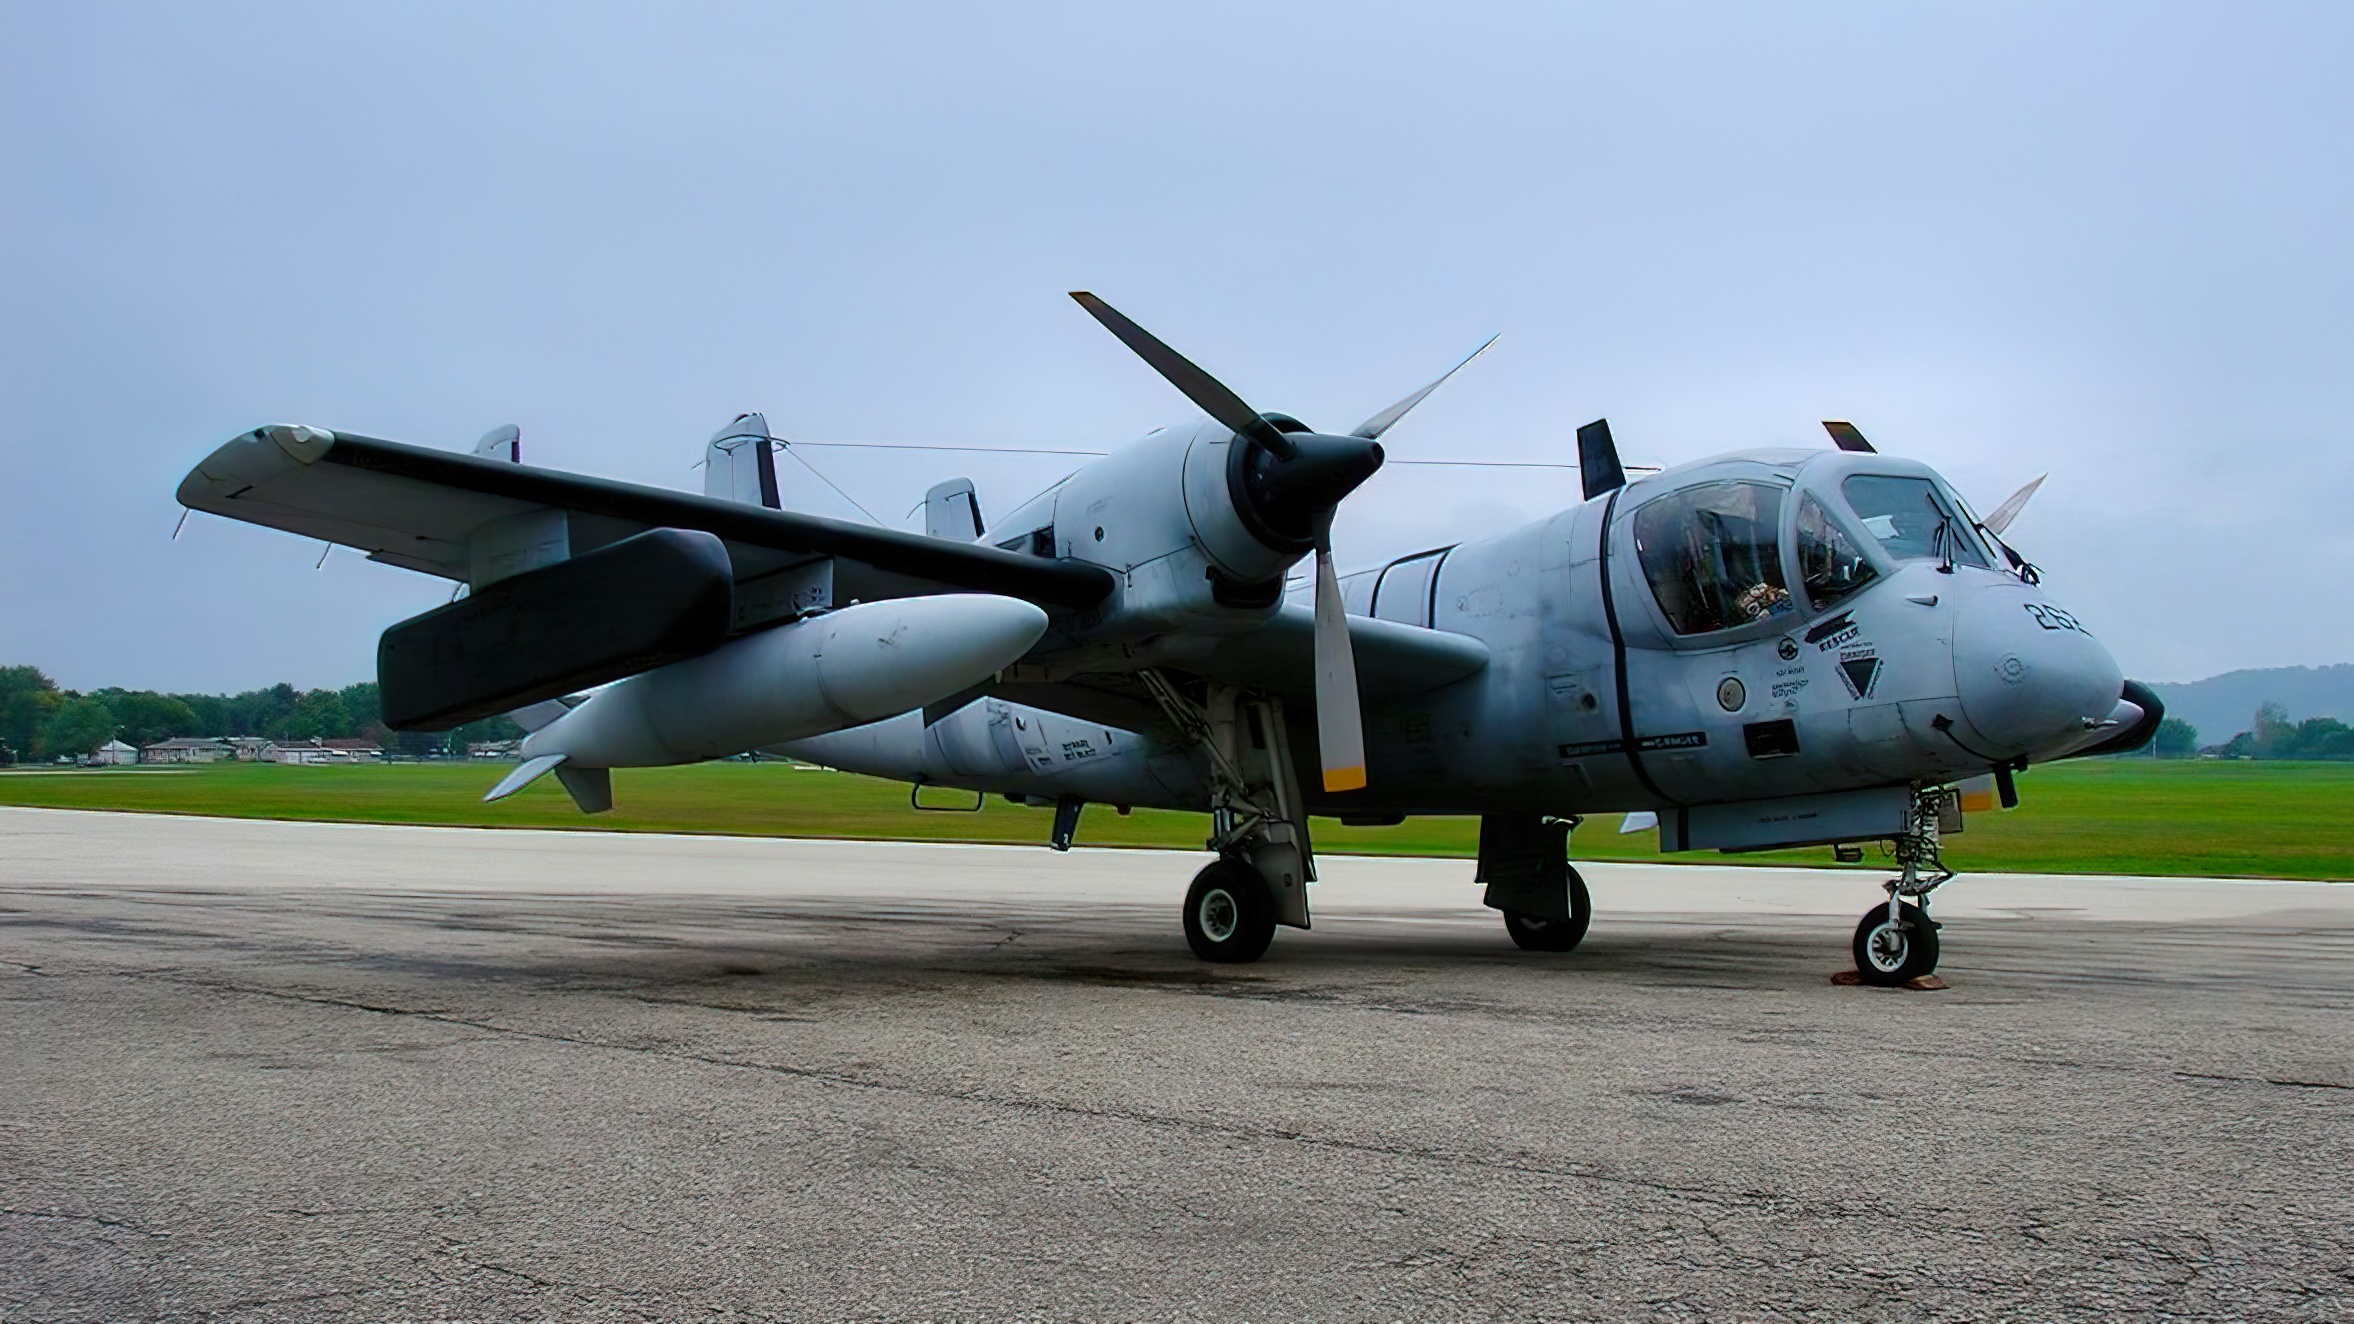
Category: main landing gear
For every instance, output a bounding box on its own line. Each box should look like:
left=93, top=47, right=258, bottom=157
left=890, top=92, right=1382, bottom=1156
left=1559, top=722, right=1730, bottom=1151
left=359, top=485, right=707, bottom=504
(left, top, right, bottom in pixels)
left=1503, top=868, right=1591, bottom=952
left=1479, top=814, right=1592, bottom=954
left=1145, top=672, right=1314, bottom=965
left=1182, top=856, right=1277, bottom=963
left=1850, top=787, right=1954, bottom=986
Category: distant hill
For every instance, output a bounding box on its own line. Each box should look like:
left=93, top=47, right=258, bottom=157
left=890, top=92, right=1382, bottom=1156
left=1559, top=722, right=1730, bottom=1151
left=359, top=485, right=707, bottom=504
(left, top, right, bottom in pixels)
left=2147, top=665, right=2354, bottom=747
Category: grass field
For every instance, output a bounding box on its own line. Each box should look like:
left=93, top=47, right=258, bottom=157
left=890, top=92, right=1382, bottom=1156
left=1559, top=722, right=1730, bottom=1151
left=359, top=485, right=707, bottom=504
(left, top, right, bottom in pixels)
left=1, top=757, right=2346, bottom=880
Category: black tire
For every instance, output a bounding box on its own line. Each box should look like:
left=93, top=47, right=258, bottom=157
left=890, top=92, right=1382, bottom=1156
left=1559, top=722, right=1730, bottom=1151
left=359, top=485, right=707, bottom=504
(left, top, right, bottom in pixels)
left=1504, top=867, right=1593, bottom=953
left=1183, top=859, right=1276, bottom=963
left=1852, top=901, right=1940, bottom=985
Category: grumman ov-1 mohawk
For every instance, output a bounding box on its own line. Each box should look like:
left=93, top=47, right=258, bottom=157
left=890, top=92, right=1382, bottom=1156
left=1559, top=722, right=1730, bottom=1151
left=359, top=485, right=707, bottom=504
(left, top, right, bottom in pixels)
left=177, top=293, right=2160, bottom=984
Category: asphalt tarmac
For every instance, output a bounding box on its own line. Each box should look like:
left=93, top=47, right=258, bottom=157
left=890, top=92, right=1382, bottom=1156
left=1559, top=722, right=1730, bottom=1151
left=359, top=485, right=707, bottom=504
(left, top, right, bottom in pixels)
left=2, top=807, right=2349, bottom=1322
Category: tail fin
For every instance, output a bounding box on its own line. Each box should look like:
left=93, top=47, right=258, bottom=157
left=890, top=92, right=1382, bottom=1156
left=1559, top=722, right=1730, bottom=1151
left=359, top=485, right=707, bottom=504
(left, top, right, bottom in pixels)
left=706, top=413, right=781, bottom=509
left=924, top=478, right=984, bottom=540
left=475, top=424, right=521, bottom=463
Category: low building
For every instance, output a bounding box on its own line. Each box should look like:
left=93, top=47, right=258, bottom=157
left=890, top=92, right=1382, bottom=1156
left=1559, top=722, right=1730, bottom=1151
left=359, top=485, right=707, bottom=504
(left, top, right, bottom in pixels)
left=263, top=738, right=385, bottom=764
left=141, top=737, right=232, bottom=764
left=88, top=739, right=139, bottom=766
left=226, top=736, right=273, bottom=761
left=467, top=739, right=523, bottom=760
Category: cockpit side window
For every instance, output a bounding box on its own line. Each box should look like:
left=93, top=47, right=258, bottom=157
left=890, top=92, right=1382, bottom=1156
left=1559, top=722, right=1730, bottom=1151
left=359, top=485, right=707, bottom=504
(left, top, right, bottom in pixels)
left=1795, top=494, right=1877, bottom=610
left=1632, top=481, right=1795, bottom=635
left=1841, top=475, right=1990, bottom=568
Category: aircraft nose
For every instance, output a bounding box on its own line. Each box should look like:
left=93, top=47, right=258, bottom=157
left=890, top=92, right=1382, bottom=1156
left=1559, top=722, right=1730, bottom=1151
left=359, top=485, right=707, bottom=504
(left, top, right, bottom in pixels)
left=1952, top=586, right=2124, bottom=760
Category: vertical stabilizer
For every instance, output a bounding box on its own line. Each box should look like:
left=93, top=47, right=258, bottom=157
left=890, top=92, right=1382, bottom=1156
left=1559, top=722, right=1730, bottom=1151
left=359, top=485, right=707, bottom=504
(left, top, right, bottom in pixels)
left=475, top=424, right=521, bottom=464
left=706, top=414, right=782, bottom=509
left=924, top=478, right=984, bottom=541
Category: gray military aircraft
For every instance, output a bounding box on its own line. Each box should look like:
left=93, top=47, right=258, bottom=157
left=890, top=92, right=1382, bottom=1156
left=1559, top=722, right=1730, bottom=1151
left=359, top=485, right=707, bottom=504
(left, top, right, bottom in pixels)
left=176, top=294, right=2160, bottom=985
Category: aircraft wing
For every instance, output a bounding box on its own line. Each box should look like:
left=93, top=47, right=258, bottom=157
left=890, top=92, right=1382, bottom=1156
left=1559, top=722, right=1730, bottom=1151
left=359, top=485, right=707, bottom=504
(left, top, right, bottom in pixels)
left=1185, top=607, right=1489, bottom=698
left=962, top=610, right=1485, bottom=735
left=176, top=425, right=1115, bottom=608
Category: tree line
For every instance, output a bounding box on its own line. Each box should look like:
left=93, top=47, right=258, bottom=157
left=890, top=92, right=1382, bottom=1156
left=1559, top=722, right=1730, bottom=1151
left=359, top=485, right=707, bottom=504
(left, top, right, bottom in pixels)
left=0, top=664, right=521, bottom=763
left=8, top=662, right=2348, bottom=765
left=2152, top=702, right=2351, bottom=759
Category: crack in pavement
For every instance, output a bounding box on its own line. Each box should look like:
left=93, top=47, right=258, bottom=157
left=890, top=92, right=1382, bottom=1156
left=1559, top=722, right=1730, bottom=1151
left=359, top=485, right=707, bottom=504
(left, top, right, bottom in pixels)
left=2175, top=1070, right=2352, bottom=1091
left=1, top=1205, right=171, bottom=1238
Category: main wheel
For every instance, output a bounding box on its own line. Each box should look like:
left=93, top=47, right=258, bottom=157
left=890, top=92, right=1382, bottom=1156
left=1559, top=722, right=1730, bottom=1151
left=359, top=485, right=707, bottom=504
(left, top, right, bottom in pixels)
left=1504, top=867, right=1593, bottom=953
left=1852, top=901, right=1940, bottom=985
left=1182, top=859, right=1276, bottom=963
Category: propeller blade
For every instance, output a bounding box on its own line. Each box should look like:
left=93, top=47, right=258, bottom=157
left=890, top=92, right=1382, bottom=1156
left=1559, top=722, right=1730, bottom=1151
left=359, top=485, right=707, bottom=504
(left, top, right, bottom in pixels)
left=1822, top=420, right=1876, bottom=453
left=1984, top=474, right=2046, bottom=535
left=1311, top=530, right=1367, bottom=793
left=1069, top=292, right=1295, bottom=460
left=1350, top=334, right=1500, bottom=440
left=1576, top=419, right=1626, bottom=501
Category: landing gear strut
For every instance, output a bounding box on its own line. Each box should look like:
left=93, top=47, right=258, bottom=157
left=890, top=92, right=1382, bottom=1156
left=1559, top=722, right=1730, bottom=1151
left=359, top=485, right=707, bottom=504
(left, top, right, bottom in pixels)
left=1851, top=787, right=1954, bottom=986
left=1144, top=671, right=1314, bottom=964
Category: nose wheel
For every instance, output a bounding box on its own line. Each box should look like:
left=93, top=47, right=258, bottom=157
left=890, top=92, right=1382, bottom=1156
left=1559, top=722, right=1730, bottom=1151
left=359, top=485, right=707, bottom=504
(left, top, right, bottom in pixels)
left=1850, top=786, right=1955, bottom=986
left=1852, top=901, right=1940, bottom=985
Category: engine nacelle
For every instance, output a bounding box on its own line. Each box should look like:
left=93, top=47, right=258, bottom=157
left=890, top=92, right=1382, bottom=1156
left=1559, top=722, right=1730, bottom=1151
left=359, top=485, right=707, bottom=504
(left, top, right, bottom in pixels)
left=983, top=419, right=1381, bottom=649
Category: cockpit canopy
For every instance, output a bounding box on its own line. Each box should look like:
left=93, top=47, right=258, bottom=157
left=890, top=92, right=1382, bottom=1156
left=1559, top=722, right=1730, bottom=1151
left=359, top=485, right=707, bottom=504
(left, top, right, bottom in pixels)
left=1624, top=454, right=1997, bottom=641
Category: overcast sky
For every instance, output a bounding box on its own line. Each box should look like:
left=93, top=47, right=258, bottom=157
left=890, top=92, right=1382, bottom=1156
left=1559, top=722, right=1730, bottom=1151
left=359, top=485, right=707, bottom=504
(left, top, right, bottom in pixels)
left=4, top=2, right=2348, bottom=692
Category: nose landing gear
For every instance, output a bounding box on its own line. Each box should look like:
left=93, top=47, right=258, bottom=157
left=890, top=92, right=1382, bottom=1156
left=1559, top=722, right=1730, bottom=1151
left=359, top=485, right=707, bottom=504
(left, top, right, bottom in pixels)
left=1853, top=900, right=1940, bottom=984
left=1851, top=787, right=1954, bottom=987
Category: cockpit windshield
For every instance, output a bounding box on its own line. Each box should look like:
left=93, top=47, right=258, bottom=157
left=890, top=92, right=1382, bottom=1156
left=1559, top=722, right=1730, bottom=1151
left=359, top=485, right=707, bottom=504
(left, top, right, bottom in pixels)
left=1795, top=493, right=1875, bottom=609
left=1841, top=475, right=1990, bottom=568
left=1633, top=481, right=1795, bottom=635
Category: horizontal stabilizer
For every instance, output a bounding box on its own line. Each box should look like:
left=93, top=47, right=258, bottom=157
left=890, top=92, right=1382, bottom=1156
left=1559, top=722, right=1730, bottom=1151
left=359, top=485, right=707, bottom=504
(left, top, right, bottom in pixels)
left=484, top=753, right=566, bottom=802
left=1618, top=811, right=1658, bottom=834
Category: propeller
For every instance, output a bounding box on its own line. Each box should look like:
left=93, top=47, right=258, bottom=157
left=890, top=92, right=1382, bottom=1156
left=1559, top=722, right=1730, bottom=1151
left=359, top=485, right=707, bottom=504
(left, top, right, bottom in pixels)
left=1350, top=335, right=1499, bottom=440
left=1070, top=292, right=1299, bottom=461
left=1983, top=473, right=2046, bottom=536
left=1070, top=291, right=1466, bottom=793
left=1820, top=418, right=2049, bottom=579
left=1309, top=510, right=1366, bottom=791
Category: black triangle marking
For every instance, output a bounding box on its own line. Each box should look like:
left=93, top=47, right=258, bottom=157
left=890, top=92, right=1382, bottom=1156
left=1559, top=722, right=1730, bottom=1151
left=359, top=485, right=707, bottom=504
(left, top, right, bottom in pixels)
left=1839, top=655, right=1881, bottom=699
